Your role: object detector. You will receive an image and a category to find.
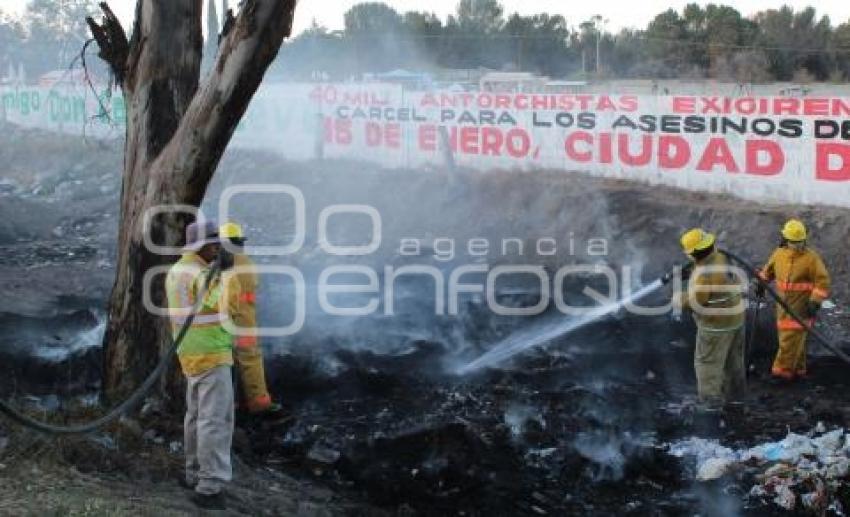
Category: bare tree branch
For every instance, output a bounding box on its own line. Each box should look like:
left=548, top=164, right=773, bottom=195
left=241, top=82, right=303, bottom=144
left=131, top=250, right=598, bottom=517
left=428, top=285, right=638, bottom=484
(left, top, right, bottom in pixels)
left=150, top=0, right=297, bottom=204
left=85, top=3, right=129, bottom=86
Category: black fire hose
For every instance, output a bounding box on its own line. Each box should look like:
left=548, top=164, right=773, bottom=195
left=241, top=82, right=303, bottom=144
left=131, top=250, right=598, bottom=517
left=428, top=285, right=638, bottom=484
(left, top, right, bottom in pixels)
left=0, top=260, right=222, bottom=434
left=721, top=249, right=850, bottom=366
left=745, top=290, right=761, bottom=377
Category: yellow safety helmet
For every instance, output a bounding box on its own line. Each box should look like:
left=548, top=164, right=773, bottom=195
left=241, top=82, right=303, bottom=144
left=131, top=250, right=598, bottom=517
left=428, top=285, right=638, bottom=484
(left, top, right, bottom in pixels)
left=680, top=228, right=716, bottom=255
left=781, top=219, right=807, bottom=242
left=219, top=222, right=244, bottom=240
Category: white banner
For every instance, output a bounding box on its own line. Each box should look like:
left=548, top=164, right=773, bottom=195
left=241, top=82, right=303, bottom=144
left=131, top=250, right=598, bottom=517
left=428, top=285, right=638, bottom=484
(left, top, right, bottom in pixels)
left=4, top=82, right=850, bottom=207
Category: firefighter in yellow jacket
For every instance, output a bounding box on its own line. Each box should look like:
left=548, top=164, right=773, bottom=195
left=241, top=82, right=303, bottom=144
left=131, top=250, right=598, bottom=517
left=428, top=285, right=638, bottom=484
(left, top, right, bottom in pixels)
left=219, top=222, right=282, bottom=416
left=165, top=221, right=233, bottom=510
left=671, top=229, right=747, bottom=405
left=757, top=219, right=830, bottom=380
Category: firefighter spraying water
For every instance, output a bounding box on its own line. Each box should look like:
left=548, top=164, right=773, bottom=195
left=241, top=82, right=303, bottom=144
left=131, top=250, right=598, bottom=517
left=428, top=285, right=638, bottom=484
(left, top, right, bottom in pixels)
left=5, top=0, right=850, bottom=513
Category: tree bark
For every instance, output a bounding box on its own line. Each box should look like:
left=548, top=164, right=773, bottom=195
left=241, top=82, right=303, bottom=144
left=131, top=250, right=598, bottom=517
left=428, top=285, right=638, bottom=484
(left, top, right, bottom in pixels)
left=89, top=0, right=296, bottom=402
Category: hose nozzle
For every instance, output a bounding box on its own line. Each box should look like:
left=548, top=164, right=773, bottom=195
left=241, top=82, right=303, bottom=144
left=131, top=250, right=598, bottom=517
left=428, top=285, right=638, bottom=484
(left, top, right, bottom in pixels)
left=661, top=261, right=693, bottom=285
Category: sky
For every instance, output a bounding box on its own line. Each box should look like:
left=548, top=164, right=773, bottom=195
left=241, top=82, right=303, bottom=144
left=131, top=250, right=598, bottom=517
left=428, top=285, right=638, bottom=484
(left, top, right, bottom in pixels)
left=1, top=0, right=850, bottom=35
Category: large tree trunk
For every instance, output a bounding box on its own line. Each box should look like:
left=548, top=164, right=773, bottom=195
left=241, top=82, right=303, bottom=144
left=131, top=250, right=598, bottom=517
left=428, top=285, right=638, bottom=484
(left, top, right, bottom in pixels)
left=88, top=0, right=296, bottom=402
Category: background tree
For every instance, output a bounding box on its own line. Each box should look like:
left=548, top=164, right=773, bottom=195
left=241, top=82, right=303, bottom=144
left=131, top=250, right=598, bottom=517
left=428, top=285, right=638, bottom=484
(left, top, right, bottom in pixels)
left=608, top=29, right=647, bottom=77
left=343, top=2, right=404, bottom=72
left=5, top=1, right=850, bottom=109
left=579, top=15, right=610, bottom=76
left=0, top=9, right=23, bottom=78
left=344, top=2, right=402, bottom=34
left=403, top=11, right=443, bottom=37
left=754, top=6, right=832, bottom=80
left=832, top=21, right=850, bottom=80
left=449, top=0, right=505, bottom=69
left=26, top=0, right=97, bottom=62
left=722, top=50, right=772, bottom=83
left=85, top=0, right=297, bottom=401
left=456, top=0, right=504, bottom=33
left=209, top=1, right=850, bottom=82
left=702, top=5, right=757, bottom=77
left=2, top=0, right=99, bottom=79
left=644, top=9, right=693, bottom=77
left=276, top=22, right=347, bottom=80
left=402, top=11, right=444, bottom=68
left=501, top=13, right=575, bottom=76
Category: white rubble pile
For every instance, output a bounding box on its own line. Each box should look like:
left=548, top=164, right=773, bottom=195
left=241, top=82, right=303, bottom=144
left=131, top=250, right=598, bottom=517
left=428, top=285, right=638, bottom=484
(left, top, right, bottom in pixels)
left=669, top=425, right=850, bottom=513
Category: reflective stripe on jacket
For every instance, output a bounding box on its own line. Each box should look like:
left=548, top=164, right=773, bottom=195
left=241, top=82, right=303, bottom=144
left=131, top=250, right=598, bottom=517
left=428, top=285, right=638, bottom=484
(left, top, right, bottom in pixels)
left=166, top=253, right=233, bottom=376
left=758, top=246, right=830, bottom=331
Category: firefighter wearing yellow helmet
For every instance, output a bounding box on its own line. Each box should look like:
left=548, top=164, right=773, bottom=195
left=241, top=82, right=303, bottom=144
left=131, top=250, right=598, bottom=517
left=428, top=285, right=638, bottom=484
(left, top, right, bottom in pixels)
left=673, top=228, right=746, bottom=405
left=219, top=222, right=283, bottom=417
left=757, top=219, right=830, bottom=381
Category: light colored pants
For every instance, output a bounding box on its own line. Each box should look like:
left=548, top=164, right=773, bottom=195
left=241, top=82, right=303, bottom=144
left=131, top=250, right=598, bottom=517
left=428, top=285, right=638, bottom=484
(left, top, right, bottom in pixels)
left=694, top=325, right=746, bottom=404
left=184, top=365, right=234, bottom=495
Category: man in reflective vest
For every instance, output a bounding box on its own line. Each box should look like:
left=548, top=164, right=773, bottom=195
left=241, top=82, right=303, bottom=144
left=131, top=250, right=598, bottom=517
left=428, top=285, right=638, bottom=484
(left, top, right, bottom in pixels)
left=672, top=228, right=747, bottom=406
left=219, top=222, right=283, bottom=417
left=165, top=220, right=232, bottom=510
left=757, top=219, right=830, bottom=381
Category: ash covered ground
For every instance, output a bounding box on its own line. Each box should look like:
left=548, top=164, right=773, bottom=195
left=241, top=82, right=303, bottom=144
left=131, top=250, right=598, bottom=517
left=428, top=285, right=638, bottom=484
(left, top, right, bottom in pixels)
left=3, top=124, right=850, bottom=515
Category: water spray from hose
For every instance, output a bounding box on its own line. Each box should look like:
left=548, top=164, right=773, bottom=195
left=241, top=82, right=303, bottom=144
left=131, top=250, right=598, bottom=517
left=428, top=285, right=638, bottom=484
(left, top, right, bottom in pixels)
left=455, top=277, right=668, bottom=375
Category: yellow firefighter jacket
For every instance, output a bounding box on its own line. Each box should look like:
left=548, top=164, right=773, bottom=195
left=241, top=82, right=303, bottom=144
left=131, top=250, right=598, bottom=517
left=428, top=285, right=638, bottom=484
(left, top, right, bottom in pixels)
left=166, top=253, right=234, bottom=376
left=226, top=253, right=259, bottom=347
left=674, top=250, right=745, bottom=332
left=758, top=246, right=830, bottom=330
left=224, top=253, right=272, bottom=411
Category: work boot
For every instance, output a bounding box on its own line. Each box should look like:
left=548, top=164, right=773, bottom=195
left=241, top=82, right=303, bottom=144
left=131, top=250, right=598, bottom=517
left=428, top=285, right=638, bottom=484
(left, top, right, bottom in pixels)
left=254, top=402, right=283, bottom=415
left=190, top=491, right=226, bottom=510
left=768, top=375, right=794, bottom=386
left=177, top=477, right=196, bottom=490
left=252, top=403, right=291, bottom=424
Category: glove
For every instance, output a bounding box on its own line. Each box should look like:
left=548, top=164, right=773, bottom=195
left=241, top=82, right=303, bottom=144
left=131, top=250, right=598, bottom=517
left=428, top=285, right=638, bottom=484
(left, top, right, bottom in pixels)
left=253, top=403, right=291, bottom=424
left=806, top=300, right=821, bottom=318
left=662, top=263, right=694, bottom=285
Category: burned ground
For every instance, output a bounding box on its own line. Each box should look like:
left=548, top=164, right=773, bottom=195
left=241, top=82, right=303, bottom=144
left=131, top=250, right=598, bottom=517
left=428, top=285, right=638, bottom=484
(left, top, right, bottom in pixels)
left=251, top=310, right=850, bottom=516
left=2, top=128, right=850, bottom=515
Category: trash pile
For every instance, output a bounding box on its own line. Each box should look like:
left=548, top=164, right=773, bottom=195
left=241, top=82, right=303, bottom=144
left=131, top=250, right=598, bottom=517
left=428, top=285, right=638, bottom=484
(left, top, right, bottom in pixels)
left=669, top=424, right=850, bottom=513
